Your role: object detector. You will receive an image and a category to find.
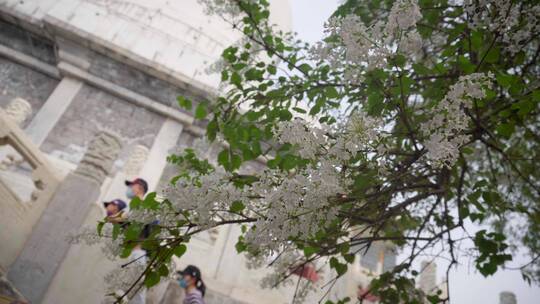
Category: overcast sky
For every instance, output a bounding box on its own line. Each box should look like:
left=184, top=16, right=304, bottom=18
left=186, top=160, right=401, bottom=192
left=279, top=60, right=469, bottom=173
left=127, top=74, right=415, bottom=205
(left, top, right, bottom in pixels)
left=289, top=1, right=540, bottom=303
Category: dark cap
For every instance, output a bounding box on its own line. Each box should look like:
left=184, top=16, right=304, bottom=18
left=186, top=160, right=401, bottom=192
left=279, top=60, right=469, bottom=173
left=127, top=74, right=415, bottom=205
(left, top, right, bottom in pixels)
left=125, top=178, right=148, bottom=193
left=177, top=265, right=202, bottom=280
left=103, top=199, right=127, bottom=211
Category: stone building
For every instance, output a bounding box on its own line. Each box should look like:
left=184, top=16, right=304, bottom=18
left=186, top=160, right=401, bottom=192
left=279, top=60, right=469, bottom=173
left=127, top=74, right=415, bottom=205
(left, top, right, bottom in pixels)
left=0, top=1, right=394, bottom=303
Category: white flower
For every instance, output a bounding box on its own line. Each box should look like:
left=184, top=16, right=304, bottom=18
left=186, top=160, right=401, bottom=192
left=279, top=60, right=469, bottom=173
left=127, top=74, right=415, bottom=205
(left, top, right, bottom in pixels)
left=275, top=119, right=327, bottom=159
left=399, top=30, right=423, bottom=57
left=385, top=0, right=423, bottom=35
left=422, top=73, right=493, bottom=167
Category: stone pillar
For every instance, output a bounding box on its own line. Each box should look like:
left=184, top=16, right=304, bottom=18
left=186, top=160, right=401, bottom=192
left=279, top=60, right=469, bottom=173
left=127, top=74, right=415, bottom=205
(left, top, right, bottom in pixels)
left=25, top=77, right=83, bottom=146
left=139, top=119, right=183, bottom=191
left=139, top=120, right=182, bottom=304
left=7, top=131, right=121, bottom=303
left=41, top=144, right=149, bottom=304
left=419, top=261, right=437, bottom=295
left=499, top=291, right=517, bottom=304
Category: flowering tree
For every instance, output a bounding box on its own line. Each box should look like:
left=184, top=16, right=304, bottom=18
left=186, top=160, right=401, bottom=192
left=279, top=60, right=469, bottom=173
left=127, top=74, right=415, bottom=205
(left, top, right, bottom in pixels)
left=93, top=0, right=540, bottom=303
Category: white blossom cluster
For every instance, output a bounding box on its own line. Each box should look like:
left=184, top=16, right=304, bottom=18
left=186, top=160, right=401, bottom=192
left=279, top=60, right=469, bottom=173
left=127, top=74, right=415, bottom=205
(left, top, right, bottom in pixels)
left=464, top=0, right=540, bottom=55
left=164, top=168, right=247, bottom=229
left=68, top=225, right=124, bottom=260
left=310, top=0, right=423, bottom=84
left=165, top=114, right=386, bottom=256
left=421, top=73, right=494, bottom=167
left=331, top=111, right=385, bottom=160
left=275, top=118, right=327, bottom=159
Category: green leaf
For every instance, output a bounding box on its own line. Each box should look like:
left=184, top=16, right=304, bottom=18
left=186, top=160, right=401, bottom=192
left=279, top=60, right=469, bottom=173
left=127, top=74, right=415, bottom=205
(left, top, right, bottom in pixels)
left=120, top=244, right=135, bottom=258
left=470, top=30, right=483, bottom=50
left=484, top=47, right=500, bottom=63
left=496, top=73, right=514, bottom=88
left=325, top=87, right=339, bottom=99
left=292, top=107, right=307, bottom=114
left=367, top=92, right=384, bottom=116
left=231, top=72, right=242, bottom=88
left=173, top=244, right=187, bottom=257
left=97, top=221, right=105, bottom=236
left=394, top=54, right=407, bottom=67
left=158, top=264, right=169, bottom=277
left=303, top=246, right=318, bottom=258
left=235, top=239, right=247, bottom=253
left=142, top=192, right=159, bottom=210
left=330, top=257, right=347, bottom=276
left=221, top=70, right=229, bottom=81
left=230, top=201, right=246, bottom=213
left=343, top=253, right=355, bottom=264
left=177, top=96, right=192, bottom=110
left=144, top=271, right=160, bottom=288
left=112, top=223, right=120, bottom=240
left=458, top=56, right=475, bottom=73
left=412, top=63, right=431, bottom=75
left=130, top=196, right=142, bottom=210
left=511, top=99, right=535, bottom=117
left=496, top=122, right=514, bottom=139
left=125, top=223, right=143, bottom=241
left=207, top=118, right=218, bottom=141
left=195, top=103, right=208, bottom=119
left=218, top=149, right=229, bottom=167
left=267, top=64, right=277, bottom=75
left=298, top=63, right=312, bottom=74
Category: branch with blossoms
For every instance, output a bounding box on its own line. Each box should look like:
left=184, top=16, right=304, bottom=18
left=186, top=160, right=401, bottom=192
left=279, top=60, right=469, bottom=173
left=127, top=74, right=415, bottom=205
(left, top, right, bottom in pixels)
left=76, top=0, right=540, bottom=303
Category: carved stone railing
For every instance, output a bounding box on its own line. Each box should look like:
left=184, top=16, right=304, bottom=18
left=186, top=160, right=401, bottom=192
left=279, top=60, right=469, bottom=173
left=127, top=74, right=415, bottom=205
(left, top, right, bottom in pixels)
left=0, top=101, right=60, bottom=271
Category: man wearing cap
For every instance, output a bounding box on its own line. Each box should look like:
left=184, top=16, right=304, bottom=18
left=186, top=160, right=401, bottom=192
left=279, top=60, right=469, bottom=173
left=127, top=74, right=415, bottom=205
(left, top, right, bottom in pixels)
left=103, top=199, right=128, bottom=224
left=125, top=178, right=148, bottom=201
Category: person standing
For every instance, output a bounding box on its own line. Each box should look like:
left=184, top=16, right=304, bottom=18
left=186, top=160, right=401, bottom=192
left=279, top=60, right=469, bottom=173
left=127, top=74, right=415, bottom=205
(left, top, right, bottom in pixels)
left=177, top=265, right=206, bottom=304
left=124, top=178, right=149, bottom=304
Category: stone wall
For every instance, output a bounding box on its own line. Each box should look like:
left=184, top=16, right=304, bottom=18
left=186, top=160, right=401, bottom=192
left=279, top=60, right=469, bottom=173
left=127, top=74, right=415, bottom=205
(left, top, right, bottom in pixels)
left=41, top=84, right=165, bottom=165
left=86, top=50, right=204, bottom=112
left=0, top=19, right=56, bottom=64
left=0, top=58, right=58, bottom=127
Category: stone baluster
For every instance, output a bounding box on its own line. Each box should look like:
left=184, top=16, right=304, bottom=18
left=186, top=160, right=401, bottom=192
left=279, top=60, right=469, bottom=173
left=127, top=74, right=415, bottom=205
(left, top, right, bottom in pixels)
left=7, top=131, right=121, bottom=304
left=4, top=98, right=32, bottom=126
left=123, top=144, right=150, bottom=178
left=0, top=98, right=32, bottom=170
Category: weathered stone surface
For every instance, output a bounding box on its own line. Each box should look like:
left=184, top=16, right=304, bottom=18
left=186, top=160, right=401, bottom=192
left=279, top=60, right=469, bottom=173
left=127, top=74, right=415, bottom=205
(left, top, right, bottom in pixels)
left=25, top=77, right=83, bottom=146
left=41, top=84, right=164, bottom=164
left=155, top=131, right=197, bottom=193
left=0, top=58, right=58, bottom=126
left=87, top=50, right=202, bottom=111
left=123, top=144, right=150, bottom=177
left=3, top=98, right=32, bottom=126
left=7, top=132, right=121, bottom=303
left=75, top=131, right=122, bottom=184
left=0, top=19, right=56, bottom=64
